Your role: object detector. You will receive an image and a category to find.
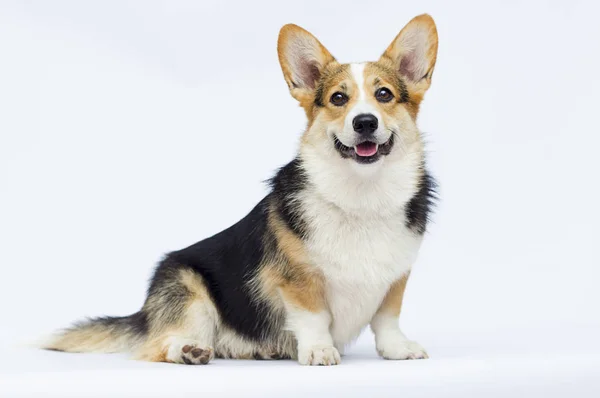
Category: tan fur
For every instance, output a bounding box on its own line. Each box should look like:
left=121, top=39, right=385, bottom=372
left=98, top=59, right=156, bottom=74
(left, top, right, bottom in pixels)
left=363, top=61, right=421, bottom=121
left=134, top=269, right=215, bottom=363
left=376, top=272, right=410, bottom=317
left=381, top=14, right=438, bottom=96
left=300, top=64, right=356, bottom=147
left=179, top=268, right=211, bottom=301
left=44, top=323, right=138, bottom=353
left=277, top=269, right=326, bottom=313
left=268, top=207, right=310, bottom=266
left=280, top=14, right=438, bottom=146
left=277, top=24, right=335, bottom=109
left=262, top=209, right=326, bottom=313
left=134, top=333, right=169, bottom=362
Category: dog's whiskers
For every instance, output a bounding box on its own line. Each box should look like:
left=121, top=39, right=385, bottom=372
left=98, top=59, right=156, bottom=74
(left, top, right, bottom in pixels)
left=387, top=128, right=407, bottom=155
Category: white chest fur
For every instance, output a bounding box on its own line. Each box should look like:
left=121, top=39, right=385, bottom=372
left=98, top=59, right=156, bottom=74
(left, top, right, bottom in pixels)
left=300, top=192, right=423, bottom=347
left=297, top=130, right=426, bottom=348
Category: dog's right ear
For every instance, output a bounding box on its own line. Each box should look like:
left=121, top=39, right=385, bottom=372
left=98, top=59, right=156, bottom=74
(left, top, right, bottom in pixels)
left=277, top=24, right=335, bottom=103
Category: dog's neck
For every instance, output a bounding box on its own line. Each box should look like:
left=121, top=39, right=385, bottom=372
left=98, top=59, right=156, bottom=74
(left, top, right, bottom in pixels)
left=299, top=140, right=425, bottom=219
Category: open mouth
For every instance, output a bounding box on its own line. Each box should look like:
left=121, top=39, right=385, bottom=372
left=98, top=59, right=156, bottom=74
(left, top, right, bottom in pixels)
left=333, top=135, right=395, bottom=164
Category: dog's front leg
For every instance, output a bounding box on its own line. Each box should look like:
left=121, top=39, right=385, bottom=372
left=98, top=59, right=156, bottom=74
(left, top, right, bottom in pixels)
left=370, top=272, right=428, bottom=360
left=279, top=277, right=340, bottom=366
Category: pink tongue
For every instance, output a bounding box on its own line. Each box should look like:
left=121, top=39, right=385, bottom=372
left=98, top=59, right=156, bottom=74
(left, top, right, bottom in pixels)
left=355, top=142, right=378, bottom=157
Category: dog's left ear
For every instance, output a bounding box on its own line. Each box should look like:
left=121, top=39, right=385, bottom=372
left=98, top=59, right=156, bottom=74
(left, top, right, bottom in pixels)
left=278, top=24, right=335, bottom=102
left=381, top=14, right=438, bottom=93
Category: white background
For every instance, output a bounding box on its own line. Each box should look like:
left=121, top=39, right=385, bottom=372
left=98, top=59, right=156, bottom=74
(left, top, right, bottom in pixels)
left=1, top=0, right=599, bottom=397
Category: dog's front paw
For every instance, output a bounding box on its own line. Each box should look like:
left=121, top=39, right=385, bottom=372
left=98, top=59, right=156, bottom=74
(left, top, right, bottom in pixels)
left=377, top=338, right=428, bottom=360
left=298, top=345, right=341, bottom=366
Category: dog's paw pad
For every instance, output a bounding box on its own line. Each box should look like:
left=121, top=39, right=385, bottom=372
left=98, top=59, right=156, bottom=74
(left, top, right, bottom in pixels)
left=179, top=345, right=213, bottom=365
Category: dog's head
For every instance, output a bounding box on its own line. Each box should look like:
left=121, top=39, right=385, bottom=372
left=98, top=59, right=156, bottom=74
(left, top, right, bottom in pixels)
left=278, top=14, right=437, bottom=175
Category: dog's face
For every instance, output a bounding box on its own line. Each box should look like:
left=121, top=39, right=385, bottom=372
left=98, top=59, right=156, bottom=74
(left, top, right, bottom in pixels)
left=278, top=15, right=437, bottom=172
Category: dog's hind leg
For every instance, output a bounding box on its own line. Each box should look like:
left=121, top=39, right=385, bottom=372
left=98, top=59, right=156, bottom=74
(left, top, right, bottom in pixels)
left=136, top=299, right=216, bottom=365
left=133, top=262, right=218, bottom=365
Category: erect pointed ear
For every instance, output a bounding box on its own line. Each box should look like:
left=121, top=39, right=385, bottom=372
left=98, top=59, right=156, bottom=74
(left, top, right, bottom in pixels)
left=381, top=14, right=438, bottom=92
left=277, top=24, right=336, bottom=102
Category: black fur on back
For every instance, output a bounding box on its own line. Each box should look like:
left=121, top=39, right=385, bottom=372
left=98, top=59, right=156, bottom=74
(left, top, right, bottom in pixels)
left=405, top=168, right=437, bottom=234
left=268, top=158, right=309, bottom=238
left=164, top=196, right=279, bottom=342
left=160, top=159, right=309, bottom=342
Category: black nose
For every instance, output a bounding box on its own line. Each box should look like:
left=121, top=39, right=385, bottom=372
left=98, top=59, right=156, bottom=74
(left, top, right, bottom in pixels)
left=352, top=114, right=378, bottom=135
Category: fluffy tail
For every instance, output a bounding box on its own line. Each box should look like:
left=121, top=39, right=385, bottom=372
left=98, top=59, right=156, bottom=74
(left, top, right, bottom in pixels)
left=43, top=312, right=147, bottom=353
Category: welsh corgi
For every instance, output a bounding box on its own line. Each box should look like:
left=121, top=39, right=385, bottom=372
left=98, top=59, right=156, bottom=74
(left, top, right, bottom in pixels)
left=44, top=14, right=438, bottom=366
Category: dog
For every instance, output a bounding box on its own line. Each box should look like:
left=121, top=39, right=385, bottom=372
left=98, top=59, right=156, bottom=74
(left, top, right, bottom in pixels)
left=44, top=14, right=438, bottom=366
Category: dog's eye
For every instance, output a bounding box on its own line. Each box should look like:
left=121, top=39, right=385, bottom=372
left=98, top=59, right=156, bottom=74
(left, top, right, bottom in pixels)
left=375, top=88, right=394, bottom=103
left=330, top=92, right=349, bottom=106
